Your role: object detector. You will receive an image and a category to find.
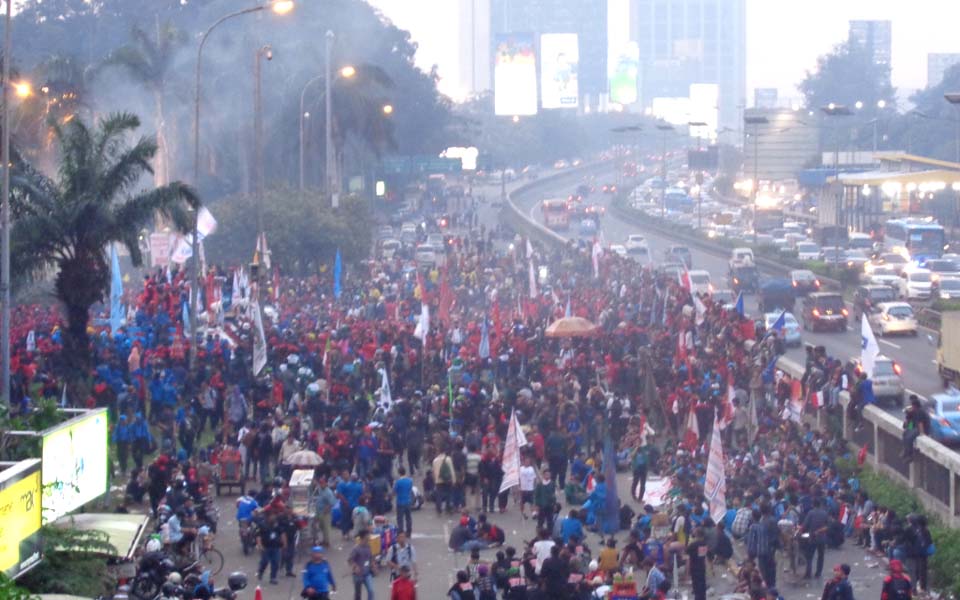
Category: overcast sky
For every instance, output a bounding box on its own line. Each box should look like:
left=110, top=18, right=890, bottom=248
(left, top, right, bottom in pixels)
left=367, top=0, right=960, bottom=101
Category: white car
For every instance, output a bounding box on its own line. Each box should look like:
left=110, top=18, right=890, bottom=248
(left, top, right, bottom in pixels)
left=939, top=278, right=960, bottom=300
left=764, top=311, right=802, bottom=346
left=795, top=242, right=821, bottom=262
left=379, top=238, right=402, bottom=260
left=629, top=246, right=652, bottom=266
left=869, top=302, right=918, bottom=336
left=687, top=270, right=712, bottom=296
left=625, top=234, right=648, bottom=252
left=898, top=268, right=934, bottom=300
left=610, top=244, right=628, bottom=258
left=868, top=266, right=900, bottom=287
left=415, top=243, right=438, bottom=267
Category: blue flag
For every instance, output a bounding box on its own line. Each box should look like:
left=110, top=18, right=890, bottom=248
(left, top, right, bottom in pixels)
left=333, top=249, right=342, bottom=299
left=602, top=436, right=620, bottom=534
left=478, top=319, right=490, bottom=359
left=109, top=244, right=123, bottom=334
left=771, top=310, right=786, bottom=333
left=734, top=291, right=745, bottom=317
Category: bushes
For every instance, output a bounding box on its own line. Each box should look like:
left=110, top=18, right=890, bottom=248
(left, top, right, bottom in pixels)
left=847, top=463, right=960, bottom=595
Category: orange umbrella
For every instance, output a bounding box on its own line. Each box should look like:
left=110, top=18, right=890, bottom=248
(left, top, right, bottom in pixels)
left=545, top=316, right=598, bottom=338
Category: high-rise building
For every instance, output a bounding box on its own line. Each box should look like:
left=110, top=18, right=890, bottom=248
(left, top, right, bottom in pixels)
left=743, top=107, right=819, bottom=182
left=459, top=0, right=492, bottom=96
left=490, top=0, right=608, bottom=104
left=628, top=0, right=746, bottom=136
left=928, top=53, right=960, bottom=88
left=848, top=20, right=892, bottom=69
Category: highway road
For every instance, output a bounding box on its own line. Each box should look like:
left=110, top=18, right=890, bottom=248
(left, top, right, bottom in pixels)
left=506, top=168, right=945, bottom=411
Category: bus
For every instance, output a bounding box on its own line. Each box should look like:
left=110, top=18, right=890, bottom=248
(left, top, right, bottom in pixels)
left=663, top=188, right=694, bottom=212
left=754, top=208, right=785, bottom=233
left=883, top=218, right=946, bottom=263
left=541, top=198, right=570, bottom=230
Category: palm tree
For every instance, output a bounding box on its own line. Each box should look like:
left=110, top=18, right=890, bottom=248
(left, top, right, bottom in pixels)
left=100, top=20, right=185, bottom=186
left=11, top=112, right=199, bottom=381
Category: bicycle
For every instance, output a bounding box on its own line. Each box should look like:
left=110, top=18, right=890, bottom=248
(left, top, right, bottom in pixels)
left=189, top=527, right=224, bottom=576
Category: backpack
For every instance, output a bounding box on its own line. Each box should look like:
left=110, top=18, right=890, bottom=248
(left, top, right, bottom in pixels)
left=631, top=449, right=647, bottom=471
left=439, top=457, right=453, bottom=483
left=886, top=575, right=912, bottom=600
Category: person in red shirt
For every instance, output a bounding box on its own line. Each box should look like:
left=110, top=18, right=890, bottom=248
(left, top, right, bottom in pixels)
left=390, top=565, right=416, bottom=600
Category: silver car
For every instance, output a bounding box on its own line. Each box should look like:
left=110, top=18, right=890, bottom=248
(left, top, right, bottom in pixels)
left=851, top=354, right=905, bottom=406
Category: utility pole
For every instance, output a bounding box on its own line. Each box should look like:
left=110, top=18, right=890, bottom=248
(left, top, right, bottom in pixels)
left=656, top=124, right=673, bottom=218
left=325, top=30, right=336, bottom=208
left=1, top=0, right=12, bottom=407
left=254, top=45, right=271, bottom=241
left=744, top=114, right=769, bottom=245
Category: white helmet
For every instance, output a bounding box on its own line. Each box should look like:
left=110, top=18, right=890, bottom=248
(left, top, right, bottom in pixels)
left=146, top=538, right=162, bottom=553
left=167, top=572, right=182, bottom=585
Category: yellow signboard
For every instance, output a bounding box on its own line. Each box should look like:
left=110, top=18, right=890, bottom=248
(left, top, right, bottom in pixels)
left=0, top=459, right=42, bottom=578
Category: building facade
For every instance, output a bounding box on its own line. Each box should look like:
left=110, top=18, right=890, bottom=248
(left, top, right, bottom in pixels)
left=848, top=20, right=892, bottom=69
left=628, top=0, right=746, bottom=137
left=459, top=0, right=492, bottom=96
left=490, top=0, right=608, bottom=105
left=743, top=108, right=820, bottom=182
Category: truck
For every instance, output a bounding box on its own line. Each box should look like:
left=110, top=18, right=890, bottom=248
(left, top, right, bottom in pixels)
left=937, top=311, right=960, bottom=386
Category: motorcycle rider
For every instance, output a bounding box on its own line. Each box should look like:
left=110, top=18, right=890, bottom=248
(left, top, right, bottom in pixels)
left=237, top=489, right=260, bottom=552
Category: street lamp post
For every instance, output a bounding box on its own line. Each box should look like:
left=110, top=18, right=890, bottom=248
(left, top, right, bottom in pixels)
left=821, top=103, right=853, bottom=262
left=254, top=44, right=272, bottom=241
left=325, top=30, right=336, bottom=208
left=191, top=0, right=293, bottom=369
left=744, top=115, right=768, bottom=245
left=1, top=0, right=11, bottom=407
left=299, top=65, right=356, bottom=196
left=611, top=124, right=643, bottom=191
left=688, top=121, right=708, bottom=230
left=656, top=124, right=673, bottom=218
left=945, top=93, right=960, bottom=164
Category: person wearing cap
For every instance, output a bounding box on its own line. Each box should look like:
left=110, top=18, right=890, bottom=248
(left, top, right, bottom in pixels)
left=302, top=546, right=336, bottom=599
left=881, top=559, right=912, bottom=600
left=821, top=564, right=854, bottom=600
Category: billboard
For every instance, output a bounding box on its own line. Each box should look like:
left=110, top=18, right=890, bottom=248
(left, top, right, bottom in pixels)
left=42, top=408, right=109, bottom=523
left=494, top=33, right=538, bottom=116
left=540, top=33, right=579, bottom=109
left=0, top=459, right=42, bottom=579
left=608, top=41, right=639, bottom=105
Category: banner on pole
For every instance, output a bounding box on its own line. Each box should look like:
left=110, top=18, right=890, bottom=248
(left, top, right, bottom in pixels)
left=252, top=301, right=267, bottom=376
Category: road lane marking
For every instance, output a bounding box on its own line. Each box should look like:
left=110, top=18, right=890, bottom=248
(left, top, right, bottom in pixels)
left=879, top=339, right=901, bottom=350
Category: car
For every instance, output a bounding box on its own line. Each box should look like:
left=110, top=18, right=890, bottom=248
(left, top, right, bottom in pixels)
left=378, top=238, right=402, bottom=260
left=712, top=289, right=735, bottom=307
left=687, top=270, right=712, bottom=296
left=868, top=266, right=900, bottom=287
left=377, top=225, right=395, bottom=240
left=625, top=234, right=647, bottom=252
left=426, top=232, right=444, bottom=248
left=847, top=232, right=875, bottom=252
left=852, top=284, right=898, bottom=321
left=730, top=247, right=755, bottom=266
left=601, top=183, right=618, bottom=194
left=844, top=250, right=870, bottom=271
left=795, top=242, right=821, bottom=261
left=939, top=278, right=960, bottom=300
left=924, top=259, right=960, bottom=282
left=790, top=269, right=821, bottom=295
left=628, top=245, right=652, bottom=266
left=872, top=252, right=909, bottom=274
left=764, top=311, right=802, bottom=347
left=821, top=246, right=845, bottom=266
left=759, top=279, right=796, bottom=314
left=579, top=218, right=598, bottom=236
left=801, top=292, right=848, bottom=332
left=869, top=302, right=918, bottom=336
left=400, top=222, right=418, bottom=244
left=730, top=264, right=760, bottom=294
left=849, top=355, right=905, bottom=407
left=610, top=244, right=628, bottom=258
left=553, top=159, right=569, bottom=169
left=414, top=243, right=438, bottom=267
left=897, top=267, right=934, bottom=300
left=923, top=393, right=960, bottom=445
left=665, top=245, right=693, bottom=268
left=576, top=183, right=592, bottom=196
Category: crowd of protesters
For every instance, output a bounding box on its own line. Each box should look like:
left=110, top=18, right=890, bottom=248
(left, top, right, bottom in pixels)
left=4, top=213, right=938, bottom=600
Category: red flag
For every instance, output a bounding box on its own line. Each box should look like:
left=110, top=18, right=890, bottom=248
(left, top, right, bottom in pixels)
left=491, top=299, right=502, bottom=355
left=273, top=269, right=280, bottom=302
left=857, top=444, right=868, bottom=466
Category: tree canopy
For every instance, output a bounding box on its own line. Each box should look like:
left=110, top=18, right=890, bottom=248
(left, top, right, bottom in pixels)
left=799, top=40, right=897, bottom=115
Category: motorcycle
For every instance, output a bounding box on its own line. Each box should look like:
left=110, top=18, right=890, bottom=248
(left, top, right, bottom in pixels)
left=239, top=519, right=259, bottom=556
left=156, top=571, right=247, bottom=600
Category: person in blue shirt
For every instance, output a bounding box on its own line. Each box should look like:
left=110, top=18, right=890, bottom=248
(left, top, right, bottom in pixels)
left=130, top=412, right=153, bottom=469
left=335, top=471, right=363, bottom=539
left=114, top=414, right=133, bottom=474
left=393, top=467, right=414, bottom=536
left=302, top=546, right=336, bottom=598
left=560, top=510, right=584, bottom=544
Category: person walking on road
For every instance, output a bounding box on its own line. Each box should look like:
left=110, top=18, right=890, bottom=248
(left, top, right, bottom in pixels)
left=387, top=532, right=418, bottom=582
left=394, top=467, right=414, bottom=536
left=821, top=563, right=854, bottom=600
left=746, top=506, right=779, bottom=589
left=432, top=448, right=455, bottom=514
left=314, top=477, right=336, bottom=547
left=390, top=565, right=416, bottom=600
left=881, top=559, right=912, bottom=600
left=301, top=546, right=336, bottom=599
left=348, top=531, right=377, bottom=600
left=533, top=468, right=556, bottom=532
left=801, top=497, right=830, bottom=579
left=256, top=513, right=287, bottom=585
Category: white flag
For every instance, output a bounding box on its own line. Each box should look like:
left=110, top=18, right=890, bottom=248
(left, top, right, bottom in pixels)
left=693, top=295, right=707, bottom=326
left=170, top=234, right=193, bottom=264
left=527, top=258, right=538, bottom=299
left=591, top=240, right=603, bottom=278
left=378, top=368, right=393, bottom=412
left=25, top=330, right=35, bottom=353
left=860, top=313, right=880, bottom=378
left=252, top=300, right=268, bottom=376
left=414, top=303, right=430, bottom=342
left=499, top=410, right=528, bottom=494
left=196, top=207, right=218, bottom=238
left=705, top=414, right=727, bottom=523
